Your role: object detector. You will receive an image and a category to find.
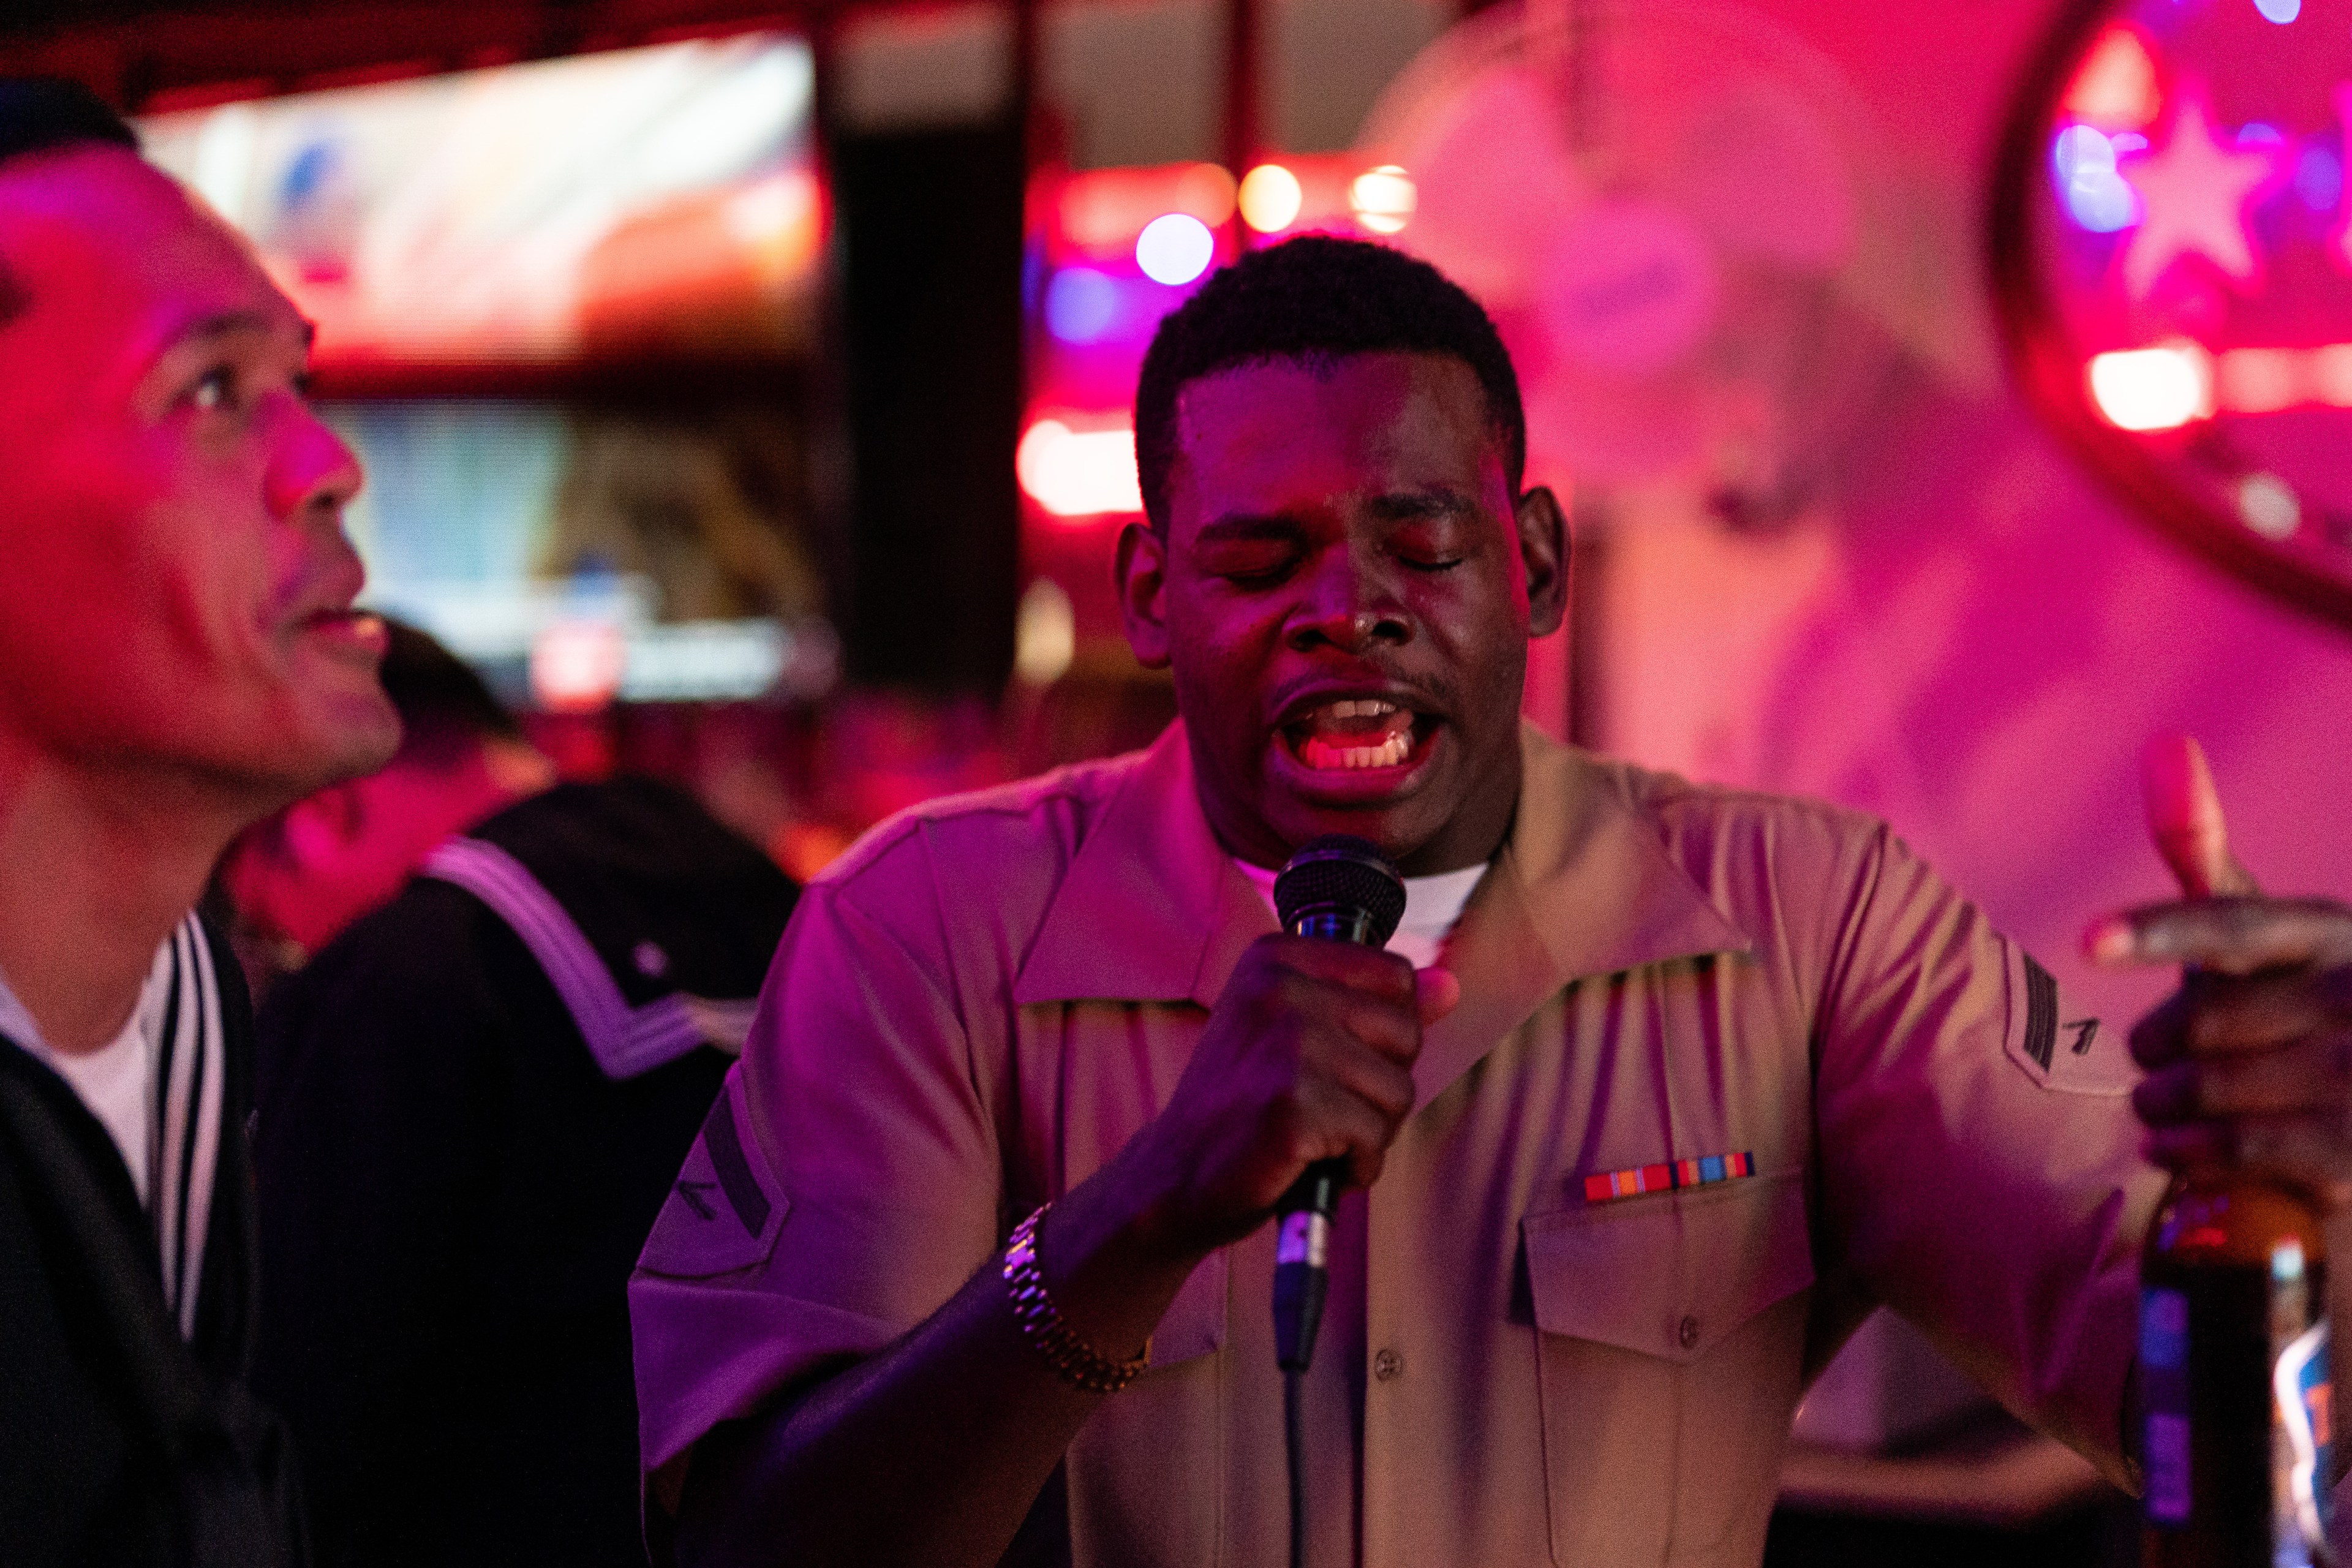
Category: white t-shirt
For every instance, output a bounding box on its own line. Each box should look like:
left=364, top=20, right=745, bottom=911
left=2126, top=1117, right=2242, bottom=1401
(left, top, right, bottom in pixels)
left=0, top=926, right=222, bottom=1338
left=1236, top=858, right=1487, bottom=969
left=0, top=961, right=157, bottom=1202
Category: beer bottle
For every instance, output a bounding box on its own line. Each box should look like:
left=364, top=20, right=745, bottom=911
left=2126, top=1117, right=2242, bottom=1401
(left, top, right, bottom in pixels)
left=2141, top=1170, right=2334, bottom=1566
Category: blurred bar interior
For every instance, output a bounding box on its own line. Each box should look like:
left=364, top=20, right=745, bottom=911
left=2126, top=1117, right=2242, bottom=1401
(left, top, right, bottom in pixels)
left=17, top=0, right=2352, bottom=1558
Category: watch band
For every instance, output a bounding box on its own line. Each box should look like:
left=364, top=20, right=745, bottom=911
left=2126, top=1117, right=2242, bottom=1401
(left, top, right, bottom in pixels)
left=1001, top=1204, right=1152, bottom=1393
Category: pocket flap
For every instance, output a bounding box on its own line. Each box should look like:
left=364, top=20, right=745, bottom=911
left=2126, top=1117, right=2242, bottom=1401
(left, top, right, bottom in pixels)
left=1523, top=1169, right=1813, bottom=1365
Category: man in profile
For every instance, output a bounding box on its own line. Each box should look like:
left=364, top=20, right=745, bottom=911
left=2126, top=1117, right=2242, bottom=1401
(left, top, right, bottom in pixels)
left=227, top=620, right=797, bottom=1568
left=0, top=78, right=399, bottom=1567
left=632, top=236, right=2352, bottom=1567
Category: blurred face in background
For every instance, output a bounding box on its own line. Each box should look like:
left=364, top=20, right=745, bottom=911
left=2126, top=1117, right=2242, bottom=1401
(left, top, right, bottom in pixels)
left=0, top=145, right=397, bottom=813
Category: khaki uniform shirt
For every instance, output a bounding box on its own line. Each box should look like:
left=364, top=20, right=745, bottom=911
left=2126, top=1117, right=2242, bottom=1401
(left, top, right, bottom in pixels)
left=631, top=723, right=2159, bottom=1567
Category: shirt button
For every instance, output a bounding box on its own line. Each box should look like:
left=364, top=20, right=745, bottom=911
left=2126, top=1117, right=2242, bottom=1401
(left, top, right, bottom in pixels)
left=1677, top=1314, right=1700, bottom=1351
left=1373, top=1348, right=1404, bottom=1382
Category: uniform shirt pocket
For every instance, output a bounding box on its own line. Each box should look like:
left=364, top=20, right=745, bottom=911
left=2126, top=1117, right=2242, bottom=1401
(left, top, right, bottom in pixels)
left=1523, top=1170, right=1814, bottom=1564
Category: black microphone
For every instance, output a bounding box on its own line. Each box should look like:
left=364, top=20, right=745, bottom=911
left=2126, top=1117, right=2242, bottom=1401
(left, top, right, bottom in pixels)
left=1269, top=834, right=1406, bottom=1374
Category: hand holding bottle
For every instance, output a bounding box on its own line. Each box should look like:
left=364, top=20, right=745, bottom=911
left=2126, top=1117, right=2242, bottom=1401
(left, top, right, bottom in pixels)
left=2091, top=735, right=2352, bottom=1208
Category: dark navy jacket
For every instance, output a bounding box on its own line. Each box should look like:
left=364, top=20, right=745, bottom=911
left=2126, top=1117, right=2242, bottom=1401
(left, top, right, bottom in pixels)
left=0, top=921, right=307, bottom=1568
left=250, top=778, right=796, bottom=1568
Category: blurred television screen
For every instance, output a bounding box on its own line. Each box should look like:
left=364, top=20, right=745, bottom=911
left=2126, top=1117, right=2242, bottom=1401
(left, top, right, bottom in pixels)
left=136, top=38, right=839, bottom=722
left=141, top=34, right=821, bottom=374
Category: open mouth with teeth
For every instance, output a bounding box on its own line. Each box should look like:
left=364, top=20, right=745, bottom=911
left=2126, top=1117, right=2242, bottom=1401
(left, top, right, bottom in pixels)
left=1283, top=698, right=1429, bottom=772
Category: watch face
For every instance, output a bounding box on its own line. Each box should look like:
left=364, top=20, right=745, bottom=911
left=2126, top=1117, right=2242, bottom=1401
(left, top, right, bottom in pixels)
left=1992, top=0, right=2352, bottom=628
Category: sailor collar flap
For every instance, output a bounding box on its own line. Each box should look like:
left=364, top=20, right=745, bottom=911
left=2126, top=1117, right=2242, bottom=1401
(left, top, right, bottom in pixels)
left=1011, top=723, right=1752, bottom=1047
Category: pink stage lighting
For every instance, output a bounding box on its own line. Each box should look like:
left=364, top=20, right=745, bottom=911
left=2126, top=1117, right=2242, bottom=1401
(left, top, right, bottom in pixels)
left=1017, top=419, right=1144, bottom=519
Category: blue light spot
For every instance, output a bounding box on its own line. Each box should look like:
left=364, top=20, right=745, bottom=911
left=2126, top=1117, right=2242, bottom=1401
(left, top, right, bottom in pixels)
left=1044, top=268, right=1121, bottom=344
left=2051, top=125, right=2143, bottom=232
left=2237, top=121, right=2286, bottom=144
left=2296, top=145, right=2342, bottom=209
left=2052, top=124, right=2113, bottom=185
left=2254, top=0, right=2299, bottom=21
left=2113, top=132, right=2149, bottom=154
left=2070, top=171, right=2143, bottom=231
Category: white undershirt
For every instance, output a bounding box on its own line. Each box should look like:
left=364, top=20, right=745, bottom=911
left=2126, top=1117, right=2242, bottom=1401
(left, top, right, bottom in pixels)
left=1, top=960, right=158, bottom=1202
left=1237, top=858, right=1487, bottom=969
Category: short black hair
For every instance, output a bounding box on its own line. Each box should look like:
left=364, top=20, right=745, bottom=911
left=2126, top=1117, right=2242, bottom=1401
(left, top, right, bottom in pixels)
left=379, top=619, right=521, bottom=766
left=0, top=78, right=140, bottom=325
left=1132, top=235, right=1527, bottom=532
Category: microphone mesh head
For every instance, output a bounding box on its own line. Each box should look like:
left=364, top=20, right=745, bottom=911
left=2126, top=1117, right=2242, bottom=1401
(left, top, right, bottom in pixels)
left=1274, top=835, right=1406, bottom=946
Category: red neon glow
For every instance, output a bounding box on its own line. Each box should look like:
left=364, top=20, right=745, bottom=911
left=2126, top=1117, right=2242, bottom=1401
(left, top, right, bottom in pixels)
left=2334, top=86, right=2352, bottom=275
left=2217, top=347, right=2301, bottom=413
left=2087, top=343, right=2214, bottom=430
left=1017, top=419, right=1144, bottom=519
left=2091, top=342, right=2352, bottom=428
left=1058, top=164, right=1235, bottom=257
left=2118, top=88, right=2290, bottom=301
left=2209, top=344, right=2352, bottom=413
left=2064, top=24, right=2163, bottom=131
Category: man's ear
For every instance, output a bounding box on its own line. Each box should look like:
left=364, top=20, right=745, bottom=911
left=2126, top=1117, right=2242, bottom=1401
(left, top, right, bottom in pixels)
left=1115, top=520, right=1172, bottom=669
left=1516, top=484, right=1569, bottom=639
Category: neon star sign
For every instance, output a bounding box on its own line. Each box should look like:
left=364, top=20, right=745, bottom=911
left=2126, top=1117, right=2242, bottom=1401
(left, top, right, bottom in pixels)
left=1991, top=0, right=2352, bottom=631
left=2117, top=86, right=2290, bottom=301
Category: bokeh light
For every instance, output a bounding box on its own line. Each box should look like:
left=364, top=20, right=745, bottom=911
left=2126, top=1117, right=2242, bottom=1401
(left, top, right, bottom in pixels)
left=2087, top=343, right=2215, bottom=430
left=2064, top=24, right=2162, bottom=129
left=1349, top=165, right=1417, bottom=235
left=2253, top=0, right=2301, bottom=23
left=1238, top=164, right=1305, bottom=233
left=2294, top=145, right=2342, bottom=209
left=2052, top=125, right=2143, bottom=232
left=1017, top=419, right=1145, bottom=517
left=2237, top=472, right=2301, bottom=538
left=530, top=620, right=627, bottom=712
left=1014, top=578, right=1077, bottom=685
left=1045, top=268, right=1122, bottom=343
left=1136, top=213, right=1216, bottom=285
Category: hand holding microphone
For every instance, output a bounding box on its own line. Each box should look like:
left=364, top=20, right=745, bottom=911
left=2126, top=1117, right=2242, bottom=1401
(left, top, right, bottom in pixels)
left=1120, top=840, right=1455, bottom=1273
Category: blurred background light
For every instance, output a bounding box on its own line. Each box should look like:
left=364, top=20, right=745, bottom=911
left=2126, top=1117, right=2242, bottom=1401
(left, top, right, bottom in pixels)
left=2052, top=125, right=2143, bottom=232
left=2294, top=145, right=2342, bottom=209
left=1045, top=266, right=1123, bottom=342
left=2237, top=471, right=2302, bottom=537
left=2253, top=0, right=2301, bottom=23
left=1349, top=164, right=1417, bottom=234
left=1013, top=578, right=1077, bottom=685
left=2218, top=345, right=2302, bottom=411
left=1060, top=162, right=1234, bottom=255
left=2062, top=24, right=2162, bottom=129
left=1017, top=418, right=1144, bottom=516
left=2087, top=343, right=2215, bottom=429
left=1238, top=162, right=1305, bottom=232
left=1136, top=211, right=1215, bottom=284
left=530, top=620, right=627, bottom=713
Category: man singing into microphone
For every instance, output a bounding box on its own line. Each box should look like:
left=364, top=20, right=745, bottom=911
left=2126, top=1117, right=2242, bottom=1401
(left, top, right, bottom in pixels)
left=631, top=236, right=2352, bottom=1567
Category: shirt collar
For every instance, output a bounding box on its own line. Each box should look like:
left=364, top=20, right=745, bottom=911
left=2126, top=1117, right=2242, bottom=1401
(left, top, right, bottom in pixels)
left=1012, top=719, right=1752, bottom=1039
left=1015, top=724, right=1273, bottom=1008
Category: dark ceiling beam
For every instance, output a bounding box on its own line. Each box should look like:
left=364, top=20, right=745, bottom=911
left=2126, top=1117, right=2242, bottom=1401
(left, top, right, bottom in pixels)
left=0, top=0, right=859, bottom=112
